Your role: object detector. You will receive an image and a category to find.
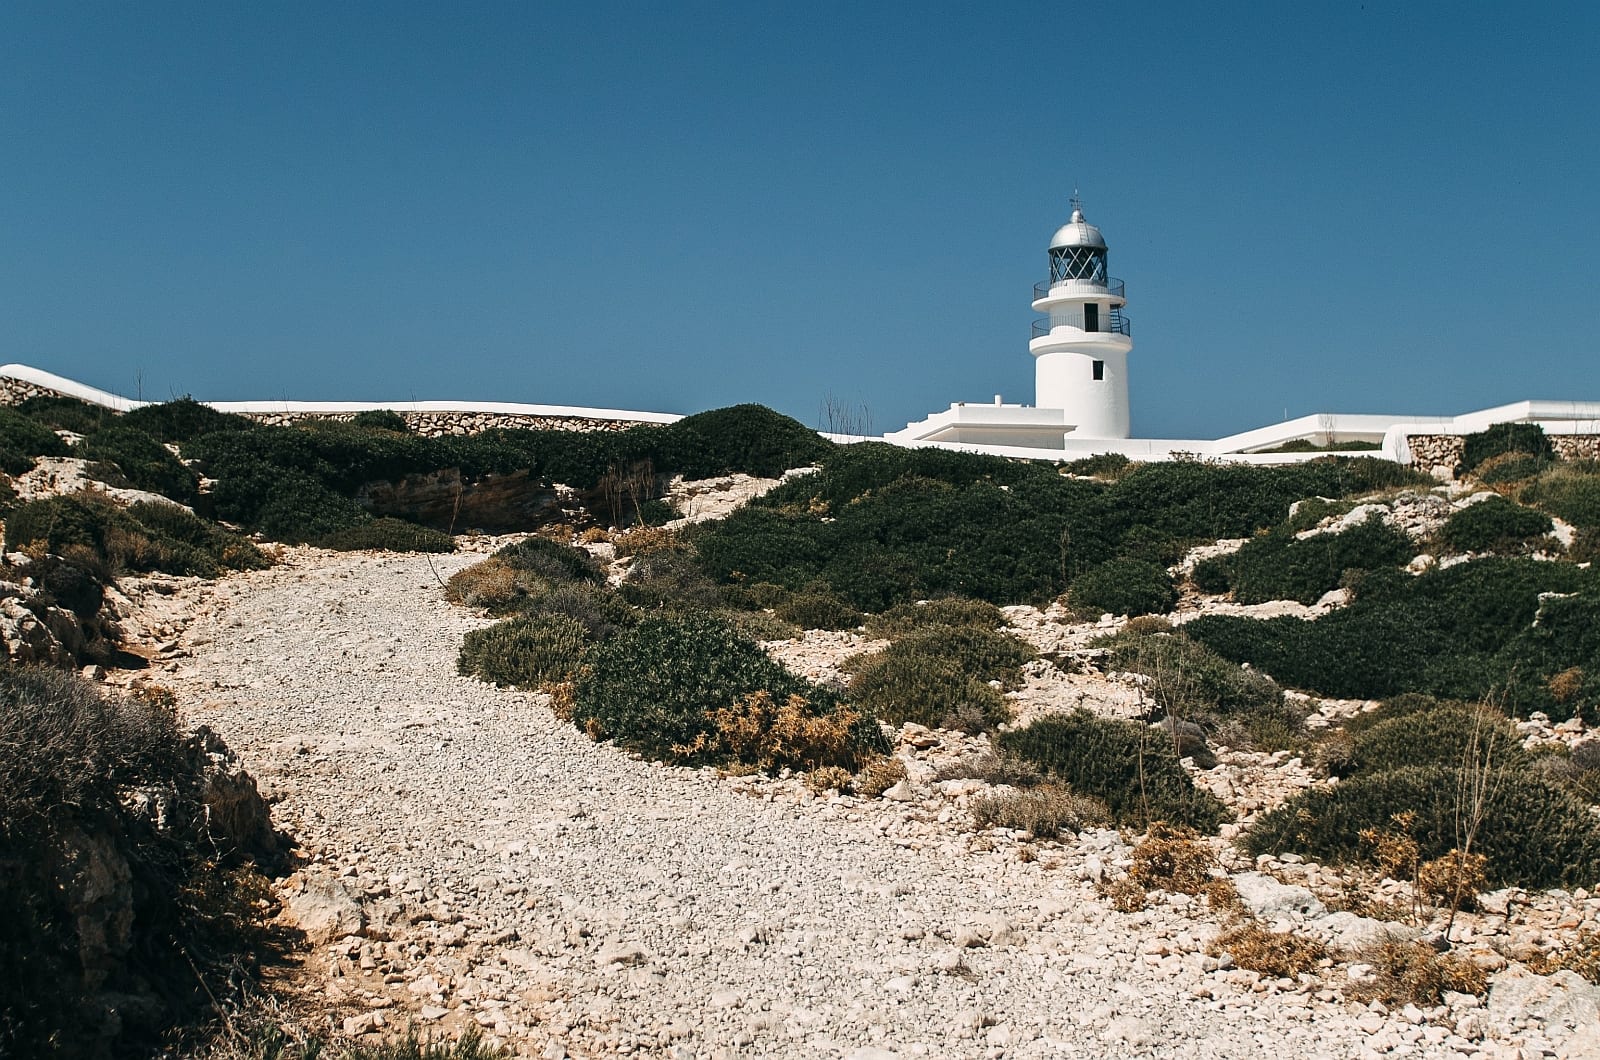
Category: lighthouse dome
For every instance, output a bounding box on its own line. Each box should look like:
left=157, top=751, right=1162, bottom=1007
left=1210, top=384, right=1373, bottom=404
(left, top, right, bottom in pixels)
left=1048, top=209, right=1106, bottom=250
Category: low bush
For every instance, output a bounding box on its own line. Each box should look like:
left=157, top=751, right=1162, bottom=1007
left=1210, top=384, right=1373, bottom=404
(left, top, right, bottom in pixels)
left=446, top=558, right=524, bottom=611
left=1189, top=555, right=1235, bottom=594
left=6, top=494, right=266, bottom=578
left=0, top=670, right=279, bottom=1057
left=121, top=396, right=258, bottom=442
left=1067, top=557, right=1177, bottom=617
left=1521, top=462, right=1600, bottom=529
left=459, top=614, right=589, bottom=687
left=1242, top=766, right=1600, bottom=889
left=0, top=405, right=70, bottom=474
left=571, top=611, right=885, bottom=766
left=251, top=472, right=371, bottom=543
left=1475, top=451, right=1550, bottom=485
left=969, top=785, right=1110, bottom=838
left=1102, top=629, right=1287, bottom=737
left=682, top=691, right=870, bottom=773
left=1458, top=422, right=1553, bottom=475
left=12, top=395, right=119, bottom=435
left=495, top=535, right=604, bottom=584
left=1185, top=558, right=1600, bottom=712
left=1341, top=703, right=1528, bottom=778
left=1222, top=514, right=1414, bottom=605
left=863, top=596, right=1008, bottom=638
left=350, top=409, right=410, bottom=432
left=77, top=425, right=202, bottom=504
left=656, top=403, right=832, bottom=479
left=1437, top=496, right=1554, bottom=553
left=846, top=650, right=1010, bottom=731
left=998, top=711, right=1232, bottom=833
left=617, top=548, right=727, bottom=612
left=320, top=517, right=456, bottom=553
left=774, top=587, right=862, bottom=631
left=1060, top=452, right=1133, bottom=479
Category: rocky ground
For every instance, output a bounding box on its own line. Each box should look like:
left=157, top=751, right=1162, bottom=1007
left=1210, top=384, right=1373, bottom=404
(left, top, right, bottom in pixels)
left=101, top=528, right=1600, bottom=1060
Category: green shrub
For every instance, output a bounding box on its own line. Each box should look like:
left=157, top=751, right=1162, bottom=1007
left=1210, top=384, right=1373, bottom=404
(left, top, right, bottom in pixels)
left=521, top=581, right=639, bottom=639
left=12, top=395, right=118, bottom=435
left=1243, top=766, right=1600, bottom=889
left=846, top=649, right=1010, bottom=731
left=350, top=409, right=410, bottom=432
left=1521, top=463, right=1600, bottom=529
left=1459, top=422, right=1554, bottom=475
left=0, top=406, right=69, bottom=474
left=126, top=501, right=270, bottom=573
left=5, top=493, right=264, bottom=578
left=1190, top=555, right=1235, bottom=594
left=774, top=587, right=862, bottom=631
left=1342, top=703, right=1528, bottom=777
left=495, top=535, right=603, bottom=584
left=998, top=711, right=1232, bottom=833
left=1060, top=452, right=1133, bottom=479
left=1186, top=558, right=1600, bottom=710
left=121, top=396, right=258, bottom=442
left=635, top=497, right=678, bottom=527
left=1068, top=557, right=1178, bottom=617
left=459, top=614, right=589, bottom=687
left=618, top=548, right=727, bottom=612
left=1225, top=514, right=1414, bottom=605
left=0, top=671, right=279, bottom=1057
left=252, top=472, right=371, bottom=543
left=319, top=517, right=455, bottom=553
left=657, top=404, right=832, bottom=479
left=571, top=611, right=884, bottom=765
left=864, top=596, right=1008, bottom=638
left=1438, top=496, right=1554, bottom=553
left=1104, top=630, right=1284, bottom=724
left=1475, top=452, right=1550, bottom=485
left=77, top=425, right=202, bottom=504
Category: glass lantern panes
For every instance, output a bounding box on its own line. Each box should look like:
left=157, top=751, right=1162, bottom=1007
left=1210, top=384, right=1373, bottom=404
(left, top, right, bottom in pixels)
left=1049, top=246, right=1108, bottom=285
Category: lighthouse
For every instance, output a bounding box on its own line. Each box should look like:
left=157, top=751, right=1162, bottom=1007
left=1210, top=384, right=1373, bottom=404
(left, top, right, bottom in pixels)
left=1028, top=201, right=1133, bottom=438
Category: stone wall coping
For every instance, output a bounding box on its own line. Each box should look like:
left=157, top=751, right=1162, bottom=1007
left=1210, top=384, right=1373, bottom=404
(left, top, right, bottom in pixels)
left=0, top=363, right=680, bottom=425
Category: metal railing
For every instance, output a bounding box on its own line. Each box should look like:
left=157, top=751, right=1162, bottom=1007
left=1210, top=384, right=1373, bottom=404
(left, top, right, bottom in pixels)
left=1033, top=277, right=1125, bottom=301
left=1031, top=311, right=1132, bottom=339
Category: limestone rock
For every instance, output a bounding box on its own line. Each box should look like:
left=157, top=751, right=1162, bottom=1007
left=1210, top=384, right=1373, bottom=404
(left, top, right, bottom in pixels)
left=285, top=873, right=365, bottom=944
left=1231, top=872, right=1326, bottom=922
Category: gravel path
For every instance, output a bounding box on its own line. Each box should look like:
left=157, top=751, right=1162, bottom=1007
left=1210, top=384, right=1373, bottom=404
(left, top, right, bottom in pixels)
left=159, top=547, right=1438, bottom=1059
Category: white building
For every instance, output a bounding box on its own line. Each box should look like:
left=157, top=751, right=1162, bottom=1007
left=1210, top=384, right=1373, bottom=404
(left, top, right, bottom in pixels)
left=889, top=204, right=1600, bottom=465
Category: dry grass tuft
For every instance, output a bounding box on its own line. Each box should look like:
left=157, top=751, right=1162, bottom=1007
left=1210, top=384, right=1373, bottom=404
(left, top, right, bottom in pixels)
left=1531, top=931, right=1600, bottom=984
left=1129, top=823, right=1218, bottom=895
left=673, top=692, right=865, bottom=773
left=541, top=680, right=578, bottom=722
left=969, top=784, right=1110, bottom=839
left=579, top=526, right=611, bottom=545
left=854, top=756, right=908, bottom=798
left=1549, top=666, right=1585, bottom=705
left=1098, top=877, right=1147, bottom=912
left=805, top=765, right=853, bottom=794
left=933, top=751, right=1042, bottom=787
left=1352, top=940, right=1487, bottom=1004
left=446, top=558, right=522, bottom=610
left=1416, top=849, right=1488, bottom=911
left=612, top=526, right=679, bottom=558
left=1213, top=923, right=1327, bottom=979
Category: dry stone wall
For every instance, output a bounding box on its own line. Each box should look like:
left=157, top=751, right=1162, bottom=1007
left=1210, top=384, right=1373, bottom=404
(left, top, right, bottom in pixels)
left=237, top=410, right=650, bottom=436
left=0, top=379, right=661, bottom=436
left=1409, top=433, right=1600, bottom=477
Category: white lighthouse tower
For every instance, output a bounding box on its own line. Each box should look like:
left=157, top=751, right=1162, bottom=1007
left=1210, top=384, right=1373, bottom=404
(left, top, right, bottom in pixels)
left=1028, top=200, right=1133, bottom=438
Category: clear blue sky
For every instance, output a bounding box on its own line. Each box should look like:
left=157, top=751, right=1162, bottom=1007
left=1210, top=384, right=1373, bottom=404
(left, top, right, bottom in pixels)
left=4, top=2, right=1597, bottom=438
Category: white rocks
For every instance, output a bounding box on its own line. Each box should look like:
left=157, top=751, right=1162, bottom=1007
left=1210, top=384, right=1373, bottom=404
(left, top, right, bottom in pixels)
left=1487, top=965, right=1600, bottom=1032
left=284, top=873, right=365, bottom=944
left=594, top=941, right=649, bottom=968
left=1231, top=872, right=1327, bottom=922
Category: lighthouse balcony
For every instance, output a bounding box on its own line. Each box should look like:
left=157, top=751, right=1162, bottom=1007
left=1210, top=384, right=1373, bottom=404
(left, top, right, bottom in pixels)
left=1031, top=311, right=1131, bottom=340
left=1032, top=277, right=1125, bottom=304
